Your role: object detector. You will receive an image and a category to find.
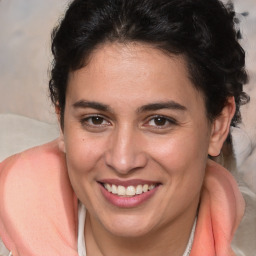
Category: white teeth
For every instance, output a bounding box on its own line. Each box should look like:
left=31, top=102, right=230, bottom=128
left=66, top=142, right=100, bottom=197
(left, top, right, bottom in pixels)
left=142, top=184, right=149, bottom=193
left=136, top=185, right=143, bottom=195
left=149, top=184, right=155, bottom=191
left=106, top=184, right=112, bottom=192
left=126, top=186, right=136, bottom=196
left=117, top=185, right=126, bottom=196
left=112, top=184, right=117, bottom=194
left=103, top=183, right=157, bottom=197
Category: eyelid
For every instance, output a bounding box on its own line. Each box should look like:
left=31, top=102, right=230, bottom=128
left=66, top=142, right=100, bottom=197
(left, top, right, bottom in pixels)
left=143, top=115, right=178, bottom=129
left=80, top=114, right=112, bottom=128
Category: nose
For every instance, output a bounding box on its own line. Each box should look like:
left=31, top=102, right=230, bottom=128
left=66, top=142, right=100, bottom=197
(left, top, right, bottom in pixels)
left=104, top=125, right=147, bottom=175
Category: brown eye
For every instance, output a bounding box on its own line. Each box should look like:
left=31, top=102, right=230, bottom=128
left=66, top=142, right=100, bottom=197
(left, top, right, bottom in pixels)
left=81, top=115, right=111, bottom=128
left=153, top=117, right=168, bottom=126
left=146, top=115, right=177, bottom=129
left=90, top=116, right=104, bottom=125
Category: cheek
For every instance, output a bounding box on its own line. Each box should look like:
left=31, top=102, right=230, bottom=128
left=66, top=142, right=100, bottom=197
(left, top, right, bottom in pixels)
left=65, top=136, right=103, bottom=176
left=62, top=132, right=106, bottom=203
left=63, top=134, right=105, bottom=206
left=63, top=117, right=105, bottom=172
left=150, top=131, right=209, bottom=169
left=149, top=129, right=209, bottom=197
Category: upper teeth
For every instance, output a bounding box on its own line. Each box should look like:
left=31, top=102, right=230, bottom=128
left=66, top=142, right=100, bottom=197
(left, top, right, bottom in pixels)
left=103, top=183, right=156, bottom=196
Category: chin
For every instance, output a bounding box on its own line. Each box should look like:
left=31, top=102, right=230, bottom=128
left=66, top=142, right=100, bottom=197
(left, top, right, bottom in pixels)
left=100, top=213, right=156, bottom=238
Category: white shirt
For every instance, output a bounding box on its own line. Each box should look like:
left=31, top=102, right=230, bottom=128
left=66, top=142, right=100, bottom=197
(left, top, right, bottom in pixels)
left=77, top=202, right=196, bottom=256
left=0, top=202, right=196, bottom=256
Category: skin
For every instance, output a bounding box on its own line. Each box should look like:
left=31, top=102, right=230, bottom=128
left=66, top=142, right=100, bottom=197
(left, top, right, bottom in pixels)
left=58, top=43, right=235, bottom=256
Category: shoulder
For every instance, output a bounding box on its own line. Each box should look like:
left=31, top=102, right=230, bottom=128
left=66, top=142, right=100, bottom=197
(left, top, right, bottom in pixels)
left=0, top=139, right=71, bottom=215
left=0, top=139, right=78, bottom=256
left=0, top=139, right=70, bottom=204
left=0, top=139, right=66, bottom=176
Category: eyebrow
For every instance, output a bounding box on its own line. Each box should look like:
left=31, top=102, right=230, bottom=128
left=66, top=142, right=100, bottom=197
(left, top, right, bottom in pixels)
left=73, top=100, right=187, bottom=113
left=138, top=101, right=187, bottom=113
left=73, top=100, right=111, bottom=112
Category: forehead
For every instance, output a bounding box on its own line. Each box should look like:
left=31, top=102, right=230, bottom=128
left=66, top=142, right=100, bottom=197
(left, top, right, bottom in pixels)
left=66, top=43, right=205, bottom=114
left=73, top=42, right=189, bottom=86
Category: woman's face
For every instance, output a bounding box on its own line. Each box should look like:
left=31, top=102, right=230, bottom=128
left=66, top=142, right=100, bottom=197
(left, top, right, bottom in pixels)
left=61, top=43, right=214, bottom=237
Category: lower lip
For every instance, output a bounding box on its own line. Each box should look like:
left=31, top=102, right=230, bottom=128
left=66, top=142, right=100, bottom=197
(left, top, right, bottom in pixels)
left=99, top=184, right=159, bottom=208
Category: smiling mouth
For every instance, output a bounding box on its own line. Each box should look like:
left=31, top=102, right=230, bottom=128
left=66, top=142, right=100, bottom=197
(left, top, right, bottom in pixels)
left=101, top=183, right=160, bottom=197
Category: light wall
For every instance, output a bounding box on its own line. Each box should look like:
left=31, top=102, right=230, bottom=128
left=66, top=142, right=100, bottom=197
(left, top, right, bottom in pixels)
left=0, top=0, right=70, bottom=123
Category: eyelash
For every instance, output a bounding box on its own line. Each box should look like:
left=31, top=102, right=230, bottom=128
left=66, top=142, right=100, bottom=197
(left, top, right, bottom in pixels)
left=80, top=114, right=177, bottom=131
left=80, top=114, right=111, bottom=129
left=144, top=115, right=177, bottom=129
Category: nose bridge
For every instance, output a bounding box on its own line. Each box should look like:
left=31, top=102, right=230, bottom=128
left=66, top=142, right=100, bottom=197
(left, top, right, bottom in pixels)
left=105, top=123, right=146, bottom=174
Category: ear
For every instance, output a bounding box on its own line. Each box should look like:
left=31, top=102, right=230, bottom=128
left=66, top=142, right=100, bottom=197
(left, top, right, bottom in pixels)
left=208, top=97, right=236, bottom=157
left=55, top=105, right=66, bottom=153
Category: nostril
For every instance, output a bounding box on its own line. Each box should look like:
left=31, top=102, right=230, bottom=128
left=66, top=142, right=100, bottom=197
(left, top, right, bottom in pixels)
left=104, top=136, right=148, bottom=174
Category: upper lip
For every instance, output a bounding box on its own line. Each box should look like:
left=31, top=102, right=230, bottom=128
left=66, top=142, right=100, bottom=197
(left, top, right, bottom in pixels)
left=98, top=179, right=161, bottom=187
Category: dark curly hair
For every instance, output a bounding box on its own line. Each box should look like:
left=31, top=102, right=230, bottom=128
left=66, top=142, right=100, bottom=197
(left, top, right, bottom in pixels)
left=49, top=0, right=249, bottom=129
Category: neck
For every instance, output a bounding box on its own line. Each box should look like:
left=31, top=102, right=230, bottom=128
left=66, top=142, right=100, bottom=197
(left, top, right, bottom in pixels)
left=84, top=203, right=198, bottom=256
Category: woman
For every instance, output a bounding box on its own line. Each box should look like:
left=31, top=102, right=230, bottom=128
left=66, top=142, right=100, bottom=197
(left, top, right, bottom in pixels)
left=0, top=0, right=249, bottom=255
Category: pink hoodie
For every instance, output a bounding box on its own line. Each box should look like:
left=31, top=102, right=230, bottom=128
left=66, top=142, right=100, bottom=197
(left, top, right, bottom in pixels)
left=0, top=140, right=245, bottom=256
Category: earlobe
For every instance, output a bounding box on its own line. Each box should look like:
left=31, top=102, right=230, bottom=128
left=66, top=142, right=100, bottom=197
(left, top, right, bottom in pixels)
left=55, top=105, right=61, bottom=123
left=58, top=132, right=66, bottom=153
left=55, top=105, right=66, bottom=153
left=208, top=97, right=236, bottom=157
